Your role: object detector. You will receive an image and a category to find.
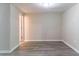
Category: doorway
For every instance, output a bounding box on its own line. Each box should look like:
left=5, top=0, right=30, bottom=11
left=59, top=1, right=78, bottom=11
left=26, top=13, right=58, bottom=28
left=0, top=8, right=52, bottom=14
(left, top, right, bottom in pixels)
left=19, top=14, right=30, bottom=43
left=19, top=14, right=25, bottom=44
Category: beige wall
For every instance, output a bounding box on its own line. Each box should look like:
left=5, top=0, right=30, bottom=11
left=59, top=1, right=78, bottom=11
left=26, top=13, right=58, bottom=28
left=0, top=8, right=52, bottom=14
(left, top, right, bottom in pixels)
left=24, top=13, right=62, bottom=41
left=24, top=15, right=30, bottom=41
left=19, top=13, right=24, bottom=42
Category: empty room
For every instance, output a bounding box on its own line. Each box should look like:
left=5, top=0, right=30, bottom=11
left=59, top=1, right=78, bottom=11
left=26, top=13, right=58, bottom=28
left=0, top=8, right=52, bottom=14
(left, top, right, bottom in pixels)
left=0, top=3, right=79, bottom=56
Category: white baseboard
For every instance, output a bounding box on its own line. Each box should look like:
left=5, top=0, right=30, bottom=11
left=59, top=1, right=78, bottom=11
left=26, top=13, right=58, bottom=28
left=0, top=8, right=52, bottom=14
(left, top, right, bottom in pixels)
left=63, top=40, right=79, bottom=54
left=25, top=39, right=62, bottom=42
left=9, top=44, right=19, bottom=53
left=9, top=41, right=26, bottom=53
left=0, top=43, right=22, bottom=53
left=0, top=50, right=9, bottom=53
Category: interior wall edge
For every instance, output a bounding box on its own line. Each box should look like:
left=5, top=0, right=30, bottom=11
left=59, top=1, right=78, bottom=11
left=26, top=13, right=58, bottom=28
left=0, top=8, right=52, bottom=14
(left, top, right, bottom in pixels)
left=9, top=44, right=19, bottom=53
left=63, top=40, right=79, bottom=54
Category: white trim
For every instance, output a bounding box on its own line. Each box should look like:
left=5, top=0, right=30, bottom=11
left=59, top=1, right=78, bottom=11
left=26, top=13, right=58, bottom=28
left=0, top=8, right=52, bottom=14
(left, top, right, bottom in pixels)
left=9, top=44, right=19, bottom=53
left=9, top=41, right=25, bottom=53
left=0, top=50, right=9, bottom=53
left=0, top=44, right=19, bottom=53
left=25, top=39, right=62, bottom=42
left=63, top=40, right=79, bottom=54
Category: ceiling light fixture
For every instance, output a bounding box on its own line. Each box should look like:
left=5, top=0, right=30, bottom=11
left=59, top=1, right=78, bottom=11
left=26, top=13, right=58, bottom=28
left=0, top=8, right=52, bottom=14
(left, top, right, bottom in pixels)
left=38, top=3, right=55, bottom=8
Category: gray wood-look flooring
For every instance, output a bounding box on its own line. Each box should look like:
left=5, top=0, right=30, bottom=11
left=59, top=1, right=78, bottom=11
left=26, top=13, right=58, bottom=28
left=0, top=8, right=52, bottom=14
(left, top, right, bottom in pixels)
left=0, top=41, right=79, bottom=56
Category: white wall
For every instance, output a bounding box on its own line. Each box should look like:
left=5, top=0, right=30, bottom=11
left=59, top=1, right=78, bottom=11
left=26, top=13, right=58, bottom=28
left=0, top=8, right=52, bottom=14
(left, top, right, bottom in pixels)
left=0, top=4, right=23, bottom=52
left=10, top=4, right=23, bottom=50
left=0, top=4, right=10, bottom=50
left=24, top=13, right=62, bottom=41
left=62, top=4, right=79, bottom=53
